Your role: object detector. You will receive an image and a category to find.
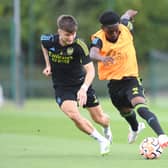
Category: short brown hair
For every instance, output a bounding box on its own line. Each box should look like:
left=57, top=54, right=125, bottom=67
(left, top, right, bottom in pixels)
left=57, top=15, right=78, bottom=33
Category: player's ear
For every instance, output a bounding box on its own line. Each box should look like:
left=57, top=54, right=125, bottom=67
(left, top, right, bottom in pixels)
left=58, top=28, right=61, bottom=34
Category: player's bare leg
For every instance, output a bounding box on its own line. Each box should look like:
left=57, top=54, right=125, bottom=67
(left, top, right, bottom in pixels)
left=88, top=105, right=112, bottom=143
left=61, top=100, right=110, bottom=155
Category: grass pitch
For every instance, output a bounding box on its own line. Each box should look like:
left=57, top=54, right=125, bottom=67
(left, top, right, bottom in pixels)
left=0, top=98, right=168, bottom=168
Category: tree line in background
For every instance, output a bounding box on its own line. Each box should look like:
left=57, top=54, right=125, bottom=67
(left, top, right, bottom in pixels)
left=0, top=0, right=168, bottom=65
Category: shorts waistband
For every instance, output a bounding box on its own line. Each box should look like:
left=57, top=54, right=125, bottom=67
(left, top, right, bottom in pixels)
left=109, top=76, right=137, bottom=82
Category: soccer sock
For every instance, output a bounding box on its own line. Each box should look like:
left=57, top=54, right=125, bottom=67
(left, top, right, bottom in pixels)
left=121, top=110, right=139, bottom=131
left=135, top=104, right=164, bottom=135
left=90, top=129, right=107, bottom=143
left=103, top=125, right=111, bottom=134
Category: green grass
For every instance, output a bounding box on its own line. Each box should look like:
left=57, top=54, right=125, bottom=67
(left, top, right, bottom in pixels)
left=0, top=98, right=168, bottom=168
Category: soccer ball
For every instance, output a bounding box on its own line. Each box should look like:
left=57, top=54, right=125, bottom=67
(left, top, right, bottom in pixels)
left=139, top=137, right=163, bottom=159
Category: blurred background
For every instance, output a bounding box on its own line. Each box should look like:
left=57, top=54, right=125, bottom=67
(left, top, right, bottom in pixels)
left=0, top=0, right=168, bottom=106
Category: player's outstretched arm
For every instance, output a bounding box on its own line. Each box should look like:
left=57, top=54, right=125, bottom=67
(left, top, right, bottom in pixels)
left=41, top=44, right=52, bottom=76
left=121, top=9, right=138, bottom=21
left=120, top=9, right=138, bottom=32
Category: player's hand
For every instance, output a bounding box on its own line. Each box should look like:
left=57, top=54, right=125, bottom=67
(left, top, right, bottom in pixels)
left=77, top=87, right=87, bottom=107
left=126, top=9, right=138, bottom=20
left=42, top=66, right=52, bottom=76
left=101, top=56, right=114, bottom=65
left=121, top=9, right=138, bottom=21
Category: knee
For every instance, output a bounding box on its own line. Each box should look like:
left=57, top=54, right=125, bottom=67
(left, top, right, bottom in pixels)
left=134, top=103, right=148, bottom=114
left=92, top=113, right=109, bottom=124
left=92, top=114, right=102, bottom=123
left=119, top=107, right=132, bottom=117
left=134, top=103, right=155, bottom=120
left=120, top=111, right=133, bottom=118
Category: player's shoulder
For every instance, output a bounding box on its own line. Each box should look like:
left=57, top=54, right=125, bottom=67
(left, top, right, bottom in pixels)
left=91, top=30, right=104, bottom=43
left=91, top=33, right=102, bottom=49
left=40, top=34, right=58, bottom=49
left=40, top=34, right=58, bottom=42
left=75, top=37, right=87, bottom=46
left=92, top=37, right=102, bottom=44
left=40, top=34, right=53, bottom=41
left=120, top=19, right=134, bottom=32
left=74, top=37, right=89, bottom=55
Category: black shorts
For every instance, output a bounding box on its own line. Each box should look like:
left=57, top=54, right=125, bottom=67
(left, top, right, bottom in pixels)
left=107, top=77, right=145, bottom=110
left=54, top=85, right=99, bottom=108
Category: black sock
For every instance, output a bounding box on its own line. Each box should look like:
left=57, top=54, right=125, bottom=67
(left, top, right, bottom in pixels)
left=121, top=111, right=139, bottom=131
left=135, top=104, right=164, bottom=135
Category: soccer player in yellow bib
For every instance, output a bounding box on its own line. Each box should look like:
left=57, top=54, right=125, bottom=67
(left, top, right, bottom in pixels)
left=90, top=9, right=168, bottom=148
